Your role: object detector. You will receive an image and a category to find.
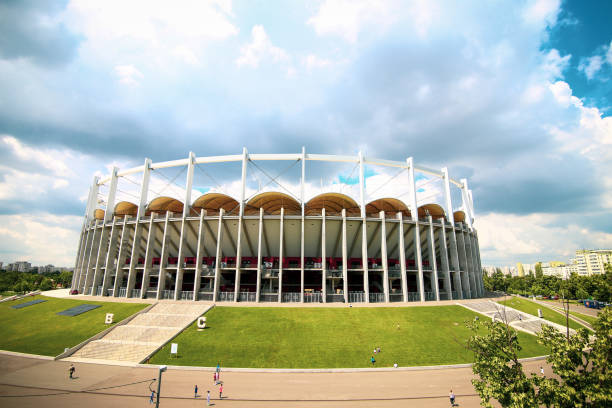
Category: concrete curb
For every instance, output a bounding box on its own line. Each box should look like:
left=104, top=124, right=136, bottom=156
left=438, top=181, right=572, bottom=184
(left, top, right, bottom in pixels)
left=0, top=350, right=55, bottom=360
left=54, top=302, right=157, bottom=360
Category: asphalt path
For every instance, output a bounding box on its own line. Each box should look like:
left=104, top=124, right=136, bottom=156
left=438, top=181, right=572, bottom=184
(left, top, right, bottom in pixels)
left=0, top=353, right=553, bottom=408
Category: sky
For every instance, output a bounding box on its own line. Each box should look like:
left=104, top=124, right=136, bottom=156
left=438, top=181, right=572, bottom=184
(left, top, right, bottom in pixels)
left=0, top=0, right=610, bottom=267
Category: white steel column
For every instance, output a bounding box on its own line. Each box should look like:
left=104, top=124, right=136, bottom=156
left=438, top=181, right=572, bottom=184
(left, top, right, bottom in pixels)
left=300, top=146, right=305, bottom=302
left=92, top=222, right=111, bottom=294
left=235, top=148, right=248, bottom=302
left=397, top=212, right=408, bottom=302
left=83, top=220, right=101, bottom=294
left=213, top=209, right=224, bottom=302
left=408, top=158, right=425, bottom=302
left=140, top=214, right=156, bottom=298
left=156, top=212, right=172, bottom=300
left=359, top=152, right=369, bottom=302
left=438, top=221, right=452, bottom=300
left=380, top=211, right=390, bottom=303
left=101, top=218, right=119, bottom=296
left=104, top=168, right=119, bottom=223
left=321, top=208, right=326, bottom=303
left=126, top=158, right=151, bottom=296
left=442, top=167, right=463, bottom=300
left=74, top=176, right=98, bottom=289
left=77, top=227, right=93, bottom=291
left=278, top=206, right=284, bottom=303
left=193, top=210, right=205, bottom=300
left=72, top=229, right=87, bottom=289
left=174, top=153, right=194, bottom=301
left=456, top=226, right=471, bottom=298
left=112, top=216, right=130, bottom=297
left=341, top=208, right=348, bottom=303
left=465, top=229, right=478, bottom=298
left=428, top=216, right=440, bottom=301
left=256, top=207, right=263, bottom=302
left=461, top=179, right=473, bottom=228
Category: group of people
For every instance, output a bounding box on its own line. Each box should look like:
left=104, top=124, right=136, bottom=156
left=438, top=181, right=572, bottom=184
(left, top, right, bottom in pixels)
left=146, top=362, right=224, bottom=406
left=370, top=346, right=381, bottom=365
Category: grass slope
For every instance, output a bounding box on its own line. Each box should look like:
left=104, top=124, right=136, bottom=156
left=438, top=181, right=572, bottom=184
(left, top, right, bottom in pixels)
left=498, top=297, right=585, bottom=330
left=0, top=295, right=147, bottom=356
left=569, top=311, right=598, bottom=326
left=149, top=306, right=547, bottom=368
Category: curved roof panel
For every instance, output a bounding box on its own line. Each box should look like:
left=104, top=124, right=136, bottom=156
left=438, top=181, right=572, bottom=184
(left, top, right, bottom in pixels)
left=417, top=203, right=446, bottom=220
left=305, top=193, right=360, bottom=216
left=114, top=201, right=138, bottom=218
left=192, top=193, right=239, bottom=215
left=94, top=209, right=105, bottom=220
left=453, top=210, right=466, bottom=223
left=146, top=196, right=184, bottom=215
left=366, top=198, right=411, bottom=217
left=246, top=192, right=301, bottom=215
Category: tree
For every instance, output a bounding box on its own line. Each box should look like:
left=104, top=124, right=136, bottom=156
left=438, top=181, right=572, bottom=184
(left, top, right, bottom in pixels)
left=466, top=319, right=539, bottom=407
left=536, top=308, right=612, bottom=407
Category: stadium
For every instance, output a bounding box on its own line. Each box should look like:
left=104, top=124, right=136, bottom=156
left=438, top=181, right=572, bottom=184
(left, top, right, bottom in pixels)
left=71, top=149, right=484, bottom=303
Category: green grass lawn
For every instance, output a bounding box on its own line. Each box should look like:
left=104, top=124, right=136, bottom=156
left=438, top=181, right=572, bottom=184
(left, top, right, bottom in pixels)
left=0, top=295, right=147, bottom=356
left=569, top=310, right=598, bottom=326
left=148, top=306, right=548, bottom=368
left=498, top=297, right=585, bottom=330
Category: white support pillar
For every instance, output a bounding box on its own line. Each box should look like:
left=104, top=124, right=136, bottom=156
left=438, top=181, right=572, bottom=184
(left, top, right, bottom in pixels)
left=113, top=216, right=130, bottom=297
left=397, top=212, right=408, bottom=302
left=300, top=146, right=306, bottom=302
left=156, top=212, right=172, bottom=300
left=174, top=214, right=189, bottom=301
left=92, top=222, right=111, bottom=294
left=442, top=167, right=463, bottom=300
left=104, top=167, right=119, bottom=223
left=456, top=226, right=471, bottom=298
left=140, top=214, right=156, bottom=299
left=438, top=220, right=452, bottom=300
left=213, top=209, right=224, bottom=302
left=342, top=209, right=348, bottom=303
left=466, top=229, right=479, bottom=298
left=359, top=151, right=369, bottom=302
left=101, top=219, right=120, bottom=296
left=183, top=152, right=195, bottom=218
left=474, top=233, right=484, bottom=296
left=235, top=148, right=248, bottom=302
left=321, top=208, right=326, bottom=303
left=72, top=229, right=87, bottom=289
left=83, top=220, right=101, bottom=294
left=278, top=206, right=284, bottom=303
left=407, top=158, right=425, bottom=302
left=380, top=211, right=390, bottom=303
left=74, top=176, right=99, bottom=289
left=77, top=227, right=93, bottom=291
left=193, top=210, right=205, bottom=300
left=126, top=158, right=152, bottom=296
left=256, top=207, right=263, bottom=303
left=428, top=216, right=440, bottom=301
left=460, top=179, right=473, bottom=228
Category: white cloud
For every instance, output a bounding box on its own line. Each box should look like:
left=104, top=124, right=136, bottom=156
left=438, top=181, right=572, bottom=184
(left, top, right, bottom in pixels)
left=304, top=54, right=331, bottom=70
left=307, top=0, right=398, bottom=43
left=578, top=55, right=604, bottom=80
left=236, top=25, right=289, bottom=68
left=2, top=135, right=72, bottom=177
left=0, top=214, right=82, bottom=266
left=521, top=0, right=560, bottom=26
left=114, top=65, right=144, bottom=86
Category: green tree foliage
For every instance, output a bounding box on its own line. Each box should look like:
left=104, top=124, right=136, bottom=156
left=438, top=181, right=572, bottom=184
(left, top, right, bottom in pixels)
left=468, top=308, right=612, bottom=407
left=0, top=270, right=72, bottom=293
left=483, top=265, right=611, bottom=302
left=467, top=319, right=539, bottom=407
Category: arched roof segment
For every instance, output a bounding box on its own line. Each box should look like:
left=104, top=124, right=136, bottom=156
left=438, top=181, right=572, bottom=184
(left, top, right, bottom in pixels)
left=94, top=209, right=105, bottom=220
left=146, top=196, right=184, bottom=216
left=246, top=192, right=301, bottom=215
left=453, top=210, right=466, bottom=223
left=192, top=193, right=239, bottom=215
left=366, top=198, right=411, bottom=217
left=305, top=193, right=360, bottom=216
left=114, top=201, right=138, bottom=218
left=417, top=203, right=446, bottom=220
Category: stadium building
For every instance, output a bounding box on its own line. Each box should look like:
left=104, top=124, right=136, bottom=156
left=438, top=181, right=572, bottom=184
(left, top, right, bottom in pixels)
left=71, top=149, right=484, bottom=303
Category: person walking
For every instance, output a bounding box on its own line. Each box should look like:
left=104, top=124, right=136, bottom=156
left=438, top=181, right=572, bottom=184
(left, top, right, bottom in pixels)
left=150, top=390, right=155, bottom=404
left=449, top=389, right=455, bottom=406
left=206, top=390, right=211, bottom=406
left=371, top=355, right=375, bottom=366
left=69, top=364, right=75, bottom=379
left=540, top=366, right=544, bottom=375
left=213, top=372, right=217, bottom=385
left=194, top=384, right=198, bottom=398
left=219, top=384, right=223, bottom=399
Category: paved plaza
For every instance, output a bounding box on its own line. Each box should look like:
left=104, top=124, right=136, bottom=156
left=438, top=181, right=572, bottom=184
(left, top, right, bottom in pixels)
left=0, top=353, right=550, bottom=408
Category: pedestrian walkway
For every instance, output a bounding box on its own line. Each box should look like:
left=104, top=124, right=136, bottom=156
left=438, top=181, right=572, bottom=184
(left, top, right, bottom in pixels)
left=458, top=300, right=576, bottom=336
left=68, top=303, right=211, bottom=363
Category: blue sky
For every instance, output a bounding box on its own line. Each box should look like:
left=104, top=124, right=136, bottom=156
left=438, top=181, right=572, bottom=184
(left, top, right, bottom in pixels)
left=0, top=0, right=610, bottom=267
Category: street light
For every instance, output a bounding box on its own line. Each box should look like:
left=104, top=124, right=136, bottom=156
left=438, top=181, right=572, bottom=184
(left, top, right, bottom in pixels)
left=156, top=365, right=167, bottom=408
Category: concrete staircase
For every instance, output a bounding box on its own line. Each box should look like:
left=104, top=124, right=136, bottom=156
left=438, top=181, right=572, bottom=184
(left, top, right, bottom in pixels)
left=70, top=302, right=211, bottom=363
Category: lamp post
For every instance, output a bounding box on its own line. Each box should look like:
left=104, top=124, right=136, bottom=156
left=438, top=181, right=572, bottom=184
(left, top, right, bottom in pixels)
left=156, top=365, right=167, bottom=408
